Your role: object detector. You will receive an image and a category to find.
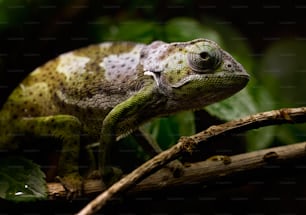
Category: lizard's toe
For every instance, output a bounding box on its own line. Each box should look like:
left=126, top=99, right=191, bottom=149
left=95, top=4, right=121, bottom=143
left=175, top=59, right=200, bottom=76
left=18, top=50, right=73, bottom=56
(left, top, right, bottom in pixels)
left=56, top=174, right=83, bottom=200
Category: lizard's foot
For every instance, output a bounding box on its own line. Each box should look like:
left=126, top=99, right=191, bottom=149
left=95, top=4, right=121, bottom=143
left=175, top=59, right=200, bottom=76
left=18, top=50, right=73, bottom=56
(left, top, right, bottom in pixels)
left=102, top=166, right=123, bottom=187
left=56, top=173, right=83, bottom=199
left=87, top=166, right=123, bottom=187
left=166, top=160, right=185, bottom=177
left=86, top=170, right=102, bottom=179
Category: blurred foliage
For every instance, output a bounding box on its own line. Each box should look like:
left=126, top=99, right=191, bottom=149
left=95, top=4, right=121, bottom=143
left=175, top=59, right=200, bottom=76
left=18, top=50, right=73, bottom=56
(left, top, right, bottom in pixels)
left=0, top=0, right=305, bottom=202
left=0, top=156, right=47, bottom=201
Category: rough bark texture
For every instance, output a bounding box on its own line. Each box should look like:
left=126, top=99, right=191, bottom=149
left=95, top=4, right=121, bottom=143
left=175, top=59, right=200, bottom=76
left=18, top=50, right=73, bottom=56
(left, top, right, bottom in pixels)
left=48, top=141, right=306, bottom=198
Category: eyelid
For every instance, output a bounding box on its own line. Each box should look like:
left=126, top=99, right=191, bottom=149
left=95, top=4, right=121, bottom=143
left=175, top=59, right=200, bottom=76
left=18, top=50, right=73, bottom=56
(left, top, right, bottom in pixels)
left=187, top=48, right=222, bottom=73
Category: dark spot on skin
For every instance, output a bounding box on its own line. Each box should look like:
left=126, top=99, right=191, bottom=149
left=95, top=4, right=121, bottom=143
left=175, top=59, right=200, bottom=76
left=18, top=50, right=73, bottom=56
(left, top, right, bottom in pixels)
left=121, top=64, right=125, bottom=68
left=158, top=54, right=167, bottom=60
left=127, top=67, right=131, bottom=70
left=111, top=65, right=115, bottom=69
left=87, top=91, right=93, bottom=98
left=126, top=75, right=131, bottom=80
left=130, top=59, right=135, bottom=63
left=39, top=93, right=43, bottom=97
left=168, top=76, right=173, bottom=83
left=116, top=74, right=121, bottom=79
left=178, top=60, right=183, bottom=64
left=50, top=89, right=55, bottom=95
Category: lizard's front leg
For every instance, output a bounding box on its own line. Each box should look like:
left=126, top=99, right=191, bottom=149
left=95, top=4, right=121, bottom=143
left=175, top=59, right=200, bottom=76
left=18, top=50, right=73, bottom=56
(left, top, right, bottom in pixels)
left=99, top=86, right=184, bottom=185
left=17, top=115, right=83, bottom=198
left=98, top=86, right=155, bottom=185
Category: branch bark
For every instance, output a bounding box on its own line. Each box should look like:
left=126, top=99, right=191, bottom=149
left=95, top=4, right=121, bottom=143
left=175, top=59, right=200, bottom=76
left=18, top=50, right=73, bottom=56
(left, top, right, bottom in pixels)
left=76, top=107, right=306, bottom=215
left=48, top=141, right=306, bottom=198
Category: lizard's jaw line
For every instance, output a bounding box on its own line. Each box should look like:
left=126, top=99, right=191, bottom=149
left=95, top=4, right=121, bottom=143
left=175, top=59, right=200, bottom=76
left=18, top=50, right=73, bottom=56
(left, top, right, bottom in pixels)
left=169, top=73, right=249, bottom=88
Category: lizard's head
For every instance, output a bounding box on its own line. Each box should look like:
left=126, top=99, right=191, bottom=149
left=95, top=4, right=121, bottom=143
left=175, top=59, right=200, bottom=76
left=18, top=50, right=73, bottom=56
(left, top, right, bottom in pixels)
left=141, top=38, right=250, bottom=107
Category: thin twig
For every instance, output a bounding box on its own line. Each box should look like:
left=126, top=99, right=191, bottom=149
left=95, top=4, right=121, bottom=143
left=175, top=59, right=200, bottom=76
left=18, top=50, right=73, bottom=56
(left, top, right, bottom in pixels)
left=76, top=107, right=306, bottom=215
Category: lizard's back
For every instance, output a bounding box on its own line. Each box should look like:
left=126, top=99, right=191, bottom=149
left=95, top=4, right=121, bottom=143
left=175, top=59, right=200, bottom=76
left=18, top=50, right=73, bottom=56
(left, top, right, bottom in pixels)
left=0, top=41, right=150, bottom=142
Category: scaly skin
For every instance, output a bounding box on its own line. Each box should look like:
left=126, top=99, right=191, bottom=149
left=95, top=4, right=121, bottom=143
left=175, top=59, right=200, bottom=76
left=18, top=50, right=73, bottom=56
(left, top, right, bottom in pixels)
left=0, top=39, right=249, bottom=196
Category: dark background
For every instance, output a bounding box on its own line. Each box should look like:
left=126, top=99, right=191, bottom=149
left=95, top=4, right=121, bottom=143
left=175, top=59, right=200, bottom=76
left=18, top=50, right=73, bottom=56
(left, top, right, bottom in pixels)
left=1, top=0, right=306, bottom=214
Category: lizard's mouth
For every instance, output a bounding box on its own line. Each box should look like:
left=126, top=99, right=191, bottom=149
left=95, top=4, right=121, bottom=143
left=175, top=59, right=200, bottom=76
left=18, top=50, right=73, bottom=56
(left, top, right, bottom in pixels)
left=169, top=73, right=249, bottom=89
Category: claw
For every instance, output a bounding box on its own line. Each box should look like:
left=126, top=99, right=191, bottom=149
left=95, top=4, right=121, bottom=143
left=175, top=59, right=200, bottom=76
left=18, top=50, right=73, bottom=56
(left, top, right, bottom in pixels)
left=56, top=174, right=83, bottom=199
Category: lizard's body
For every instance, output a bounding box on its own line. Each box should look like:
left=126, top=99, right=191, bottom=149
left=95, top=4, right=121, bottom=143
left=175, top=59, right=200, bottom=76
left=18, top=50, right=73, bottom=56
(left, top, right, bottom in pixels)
left=0, top=39, right=249, bottom=195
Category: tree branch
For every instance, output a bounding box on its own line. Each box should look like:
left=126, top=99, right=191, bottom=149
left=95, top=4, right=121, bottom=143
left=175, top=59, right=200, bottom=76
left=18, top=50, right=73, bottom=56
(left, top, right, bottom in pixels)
left=76, top=107, right=306, bottom=215
left=48, top=141, right=306, bottom=198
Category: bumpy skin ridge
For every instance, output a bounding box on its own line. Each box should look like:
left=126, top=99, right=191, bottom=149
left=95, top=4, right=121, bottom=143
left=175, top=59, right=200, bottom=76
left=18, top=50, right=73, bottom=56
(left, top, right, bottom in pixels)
left=0, top=39, right=249, bottom=195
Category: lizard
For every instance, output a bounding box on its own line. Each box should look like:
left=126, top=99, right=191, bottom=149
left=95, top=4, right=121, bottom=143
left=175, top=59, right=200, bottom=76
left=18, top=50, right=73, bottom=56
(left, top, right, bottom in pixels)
left=0, top=38, right=249, bottom=197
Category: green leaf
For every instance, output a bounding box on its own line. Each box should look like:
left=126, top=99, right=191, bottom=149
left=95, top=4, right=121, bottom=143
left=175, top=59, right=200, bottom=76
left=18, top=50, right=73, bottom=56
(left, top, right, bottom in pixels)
left=205, top=88, right=257, bottom=121
left=205, top=77, right=278, bottom=151
left=246, top=126, right=276, bottom=151
left=0, top=156, right=47, bottom=202
left=143, top=111, right=195, bottom=149
left=244, top=82, right=277, bottom=151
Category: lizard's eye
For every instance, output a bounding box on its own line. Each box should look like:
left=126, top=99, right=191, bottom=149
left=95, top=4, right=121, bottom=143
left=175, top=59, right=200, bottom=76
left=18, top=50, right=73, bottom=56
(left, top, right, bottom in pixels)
left=187, top=45, right=222, bottom=72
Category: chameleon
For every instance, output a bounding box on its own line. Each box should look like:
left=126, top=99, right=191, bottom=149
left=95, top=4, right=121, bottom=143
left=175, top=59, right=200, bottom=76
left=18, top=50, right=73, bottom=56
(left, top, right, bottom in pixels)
left=0, top=38, right=249, bottom=197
